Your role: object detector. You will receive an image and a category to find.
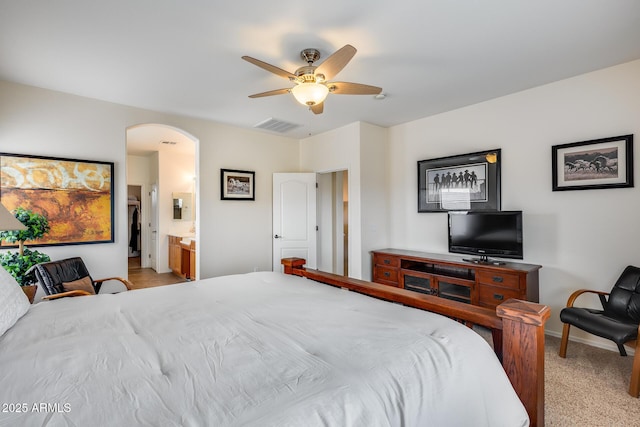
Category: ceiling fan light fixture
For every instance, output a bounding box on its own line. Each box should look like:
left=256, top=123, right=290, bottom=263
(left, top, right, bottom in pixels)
left=291, top=82, right=329, bottom=106
left=243, top=45, right=380, bottom=114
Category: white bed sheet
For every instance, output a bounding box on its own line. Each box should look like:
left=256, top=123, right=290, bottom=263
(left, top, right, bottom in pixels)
left=0, top=272, right=528, bottom=427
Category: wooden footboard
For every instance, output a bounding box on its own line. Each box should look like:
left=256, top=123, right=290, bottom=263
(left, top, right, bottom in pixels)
left=282, top=258, right=549, bottom=427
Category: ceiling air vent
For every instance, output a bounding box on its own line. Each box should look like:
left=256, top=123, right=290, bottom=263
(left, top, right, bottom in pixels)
left=254, top=118, right=301, bottom=134
left=161, top=141, right=177, bottom=145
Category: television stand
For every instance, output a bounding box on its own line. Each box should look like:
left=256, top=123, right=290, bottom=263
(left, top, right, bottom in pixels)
left=372, top=249, right=541, bottom=309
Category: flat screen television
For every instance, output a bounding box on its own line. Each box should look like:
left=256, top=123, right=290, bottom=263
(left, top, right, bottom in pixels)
left=448, top=211, right=523, bottom=263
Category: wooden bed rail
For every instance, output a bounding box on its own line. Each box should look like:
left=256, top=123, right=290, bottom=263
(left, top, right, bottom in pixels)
left=282, top=257, right=550, bottom=427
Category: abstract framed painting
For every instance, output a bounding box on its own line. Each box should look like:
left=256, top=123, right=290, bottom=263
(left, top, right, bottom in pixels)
left=0, top=153, right=114, bottom=246
left=552, top=135, right=634, bottom=191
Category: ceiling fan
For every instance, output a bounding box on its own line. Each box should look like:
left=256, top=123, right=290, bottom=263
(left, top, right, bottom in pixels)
left=242, top=44, right=382, bottom=114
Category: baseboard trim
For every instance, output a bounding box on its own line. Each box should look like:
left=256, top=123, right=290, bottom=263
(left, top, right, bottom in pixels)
left=545, top=330, right=635, bottom=356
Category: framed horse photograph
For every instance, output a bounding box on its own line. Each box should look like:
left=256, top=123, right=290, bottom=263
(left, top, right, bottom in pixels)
left=552, top=135, right=634, bottom=191
left=220, top=169, right=255, bottom=200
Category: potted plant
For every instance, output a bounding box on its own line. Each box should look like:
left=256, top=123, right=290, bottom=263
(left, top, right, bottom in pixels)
left=0, top=207, right=51, bottom=302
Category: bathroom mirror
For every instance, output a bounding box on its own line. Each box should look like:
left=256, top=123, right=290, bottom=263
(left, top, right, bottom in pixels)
left=172, top=192, right=193, bottom=221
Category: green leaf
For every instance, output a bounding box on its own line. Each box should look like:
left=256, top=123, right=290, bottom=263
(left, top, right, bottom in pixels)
left=0, top=248, right=51, bottom=286
left=0, top=207, right=50, bottom=245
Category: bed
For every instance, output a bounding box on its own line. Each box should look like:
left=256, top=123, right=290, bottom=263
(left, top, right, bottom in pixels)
left=0, top=259, right=547, bottom=427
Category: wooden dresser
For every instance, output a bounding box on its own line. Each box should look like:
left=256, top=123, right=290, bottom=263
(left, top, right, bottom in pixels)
left=372, top=248, right=541, bottom=309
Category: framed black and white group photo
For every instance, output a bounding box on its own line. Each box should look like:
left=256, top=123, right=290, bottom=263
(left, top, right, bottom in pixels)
left=418, top=149, right=501, bottom=212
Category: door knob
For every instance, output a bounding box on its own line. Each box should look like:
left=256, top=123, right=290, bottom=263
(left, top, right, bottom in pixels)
left=274, top=234, right=282, bottom=239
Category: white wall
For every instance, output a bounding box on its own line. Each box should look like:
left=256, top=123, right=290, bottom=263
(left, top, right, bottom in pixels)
left=0, top=81, right=136, bottom=292
left=387, top=59, right=640, bottom=345
left=359, top=123, right=390, bottom=280
left=300, top=121, right=389, bottom=280
left=187, top=121, right=300, bottom=277
left=0, top=80, right=300, bottom=286
left=300, top=122, right=364, bottom=278
left=162, top=151, right=196, bottom=237
left=127, top=155, right=153, bottom=188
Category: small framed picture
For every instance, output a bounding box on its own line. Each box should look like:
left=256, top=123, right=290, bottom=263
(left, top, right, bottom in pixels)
left=552, top=135, right=634, bottom=191
left=221, top=169, right=255, bottom=200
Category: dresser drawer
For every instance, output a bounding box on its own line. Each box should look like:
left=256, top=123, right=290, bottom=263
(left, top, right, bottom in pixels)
left=373, top=253, right=400, bottom=268
left=477, top=270, right=521, bottom=290
left=374, top=265, right=399, bottom=285
left=477, top=284, right=522, bottom=308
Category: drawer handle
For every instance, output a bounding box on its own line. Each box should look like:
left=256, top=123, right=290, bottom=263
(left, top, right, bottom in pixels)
left=383, top=259, right=391, bottom=264
left=492, top=276, right=503, bottom=283
left=384, top=272, right=390, bottom=277
left=493, top=293, right=504, bottom=301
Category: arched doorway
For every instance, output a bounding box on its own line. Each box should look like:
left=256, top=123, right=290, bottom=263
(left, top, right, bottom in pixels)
left=126, top=124, right=198, bottom=286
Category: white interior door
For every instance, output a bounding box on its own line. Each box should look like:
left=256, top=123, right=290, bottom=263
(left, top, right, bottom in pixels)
left=316, top=173, right=333, bottom=273
left=150, top=184, right=158, bottom=271
left=273, top=173, right=317, bottom=272
left=334, top=171, right=345, bottom=276
left=316, top=170, right=348, bottom=275
left=139, top=184, right=150, bottom=268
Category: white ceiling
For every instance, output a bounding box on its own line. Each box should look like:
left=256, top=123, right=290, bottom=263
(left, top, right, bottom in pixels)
left=1, top=1, right=640, bottom=151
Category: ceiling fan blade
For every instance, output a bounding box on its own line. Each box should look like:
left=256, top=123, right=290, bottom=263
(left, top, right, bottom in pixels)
left=315, top=45, right=357, bottom=80
left=248, top=88, right=291, bottom=98
left=311, top=103, right=324, bottom=114
left=242, top=56, right=296, bottom=80
left=328, top=82, right=382, bottom=95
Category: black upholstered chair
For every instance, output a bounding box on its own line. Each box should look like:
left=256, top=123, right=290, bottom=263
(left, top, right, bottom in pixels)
left=28, top=257, right=133, bottom=300
left=559, top=265, right=640, bottom=397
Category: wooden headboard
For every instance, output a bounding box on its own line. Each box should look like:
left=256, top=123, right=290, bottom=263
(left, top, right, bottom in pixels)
left=282, top=257, right=549, bottom=427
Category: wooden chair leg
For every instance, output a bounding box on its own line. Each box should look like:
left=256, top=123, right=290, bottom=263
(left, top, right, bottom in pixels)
left=630, top=339, right=640, bottom=397
left=559, top=323, right=571, bottom=358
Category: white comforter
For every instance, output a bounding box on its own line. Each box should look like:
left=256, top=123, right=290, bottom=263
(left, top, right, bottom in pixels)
left=0, top=272, right=528, bottom=427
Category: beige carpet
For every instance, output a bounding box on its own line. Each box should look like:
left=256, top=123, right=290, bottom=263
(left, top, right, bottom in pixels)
left=545, top=335, right=640, bottom=426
